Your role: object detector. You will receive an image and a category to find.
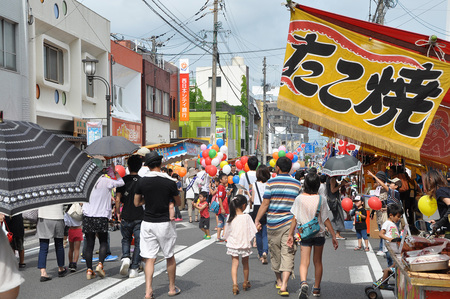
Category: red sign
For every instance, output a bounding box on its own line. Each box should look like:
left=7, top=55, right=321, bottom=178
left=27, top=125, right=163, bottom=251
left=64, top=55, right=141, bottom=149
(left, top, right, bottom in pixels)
left=180, top=73, right=189, bottom=121
left=112, top=118, right=142, bottom=145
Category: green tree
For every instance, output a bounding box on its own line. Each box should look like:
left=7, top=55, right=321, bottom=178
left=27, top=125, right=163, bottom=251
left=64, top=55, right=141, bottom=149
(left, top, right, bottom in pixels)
left=189, top=84, right=210, bottom=111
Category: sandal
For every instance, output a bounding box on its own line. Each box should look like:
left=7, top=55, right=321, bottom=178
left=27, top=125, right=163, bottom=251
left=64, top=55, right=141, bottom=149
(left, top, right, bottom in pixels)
left=233, top=284, right=239, bottom=295
left=243, top=281, right=251, bottom=291
left=274, top=282, right=281, bottom=289
left=189, top=217, right=192, bottom=223
left=168, top=286, right=181, bottom=297
left=354, top=246, right=362, bottom=251
left=277, top=289, right=289, bottom=296
left=312, top=287, right=321, bottom=297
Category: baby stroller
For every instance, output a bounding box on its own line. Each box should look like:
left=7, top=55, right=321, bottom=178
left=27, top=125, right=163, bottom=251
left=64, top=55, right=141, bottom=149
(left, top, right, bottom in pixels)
left=364, top=268, right=396, bottom=299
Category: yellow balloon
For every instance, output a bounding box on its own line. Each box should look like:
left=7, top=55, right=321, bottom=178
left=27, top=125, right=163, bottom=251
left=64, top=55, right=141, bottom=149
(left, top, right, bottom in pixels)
left=220, top=161, right=228, bottom=168
left=269, top=159, right=276, bottom=167
left=418, top=195, right=438, bottom=217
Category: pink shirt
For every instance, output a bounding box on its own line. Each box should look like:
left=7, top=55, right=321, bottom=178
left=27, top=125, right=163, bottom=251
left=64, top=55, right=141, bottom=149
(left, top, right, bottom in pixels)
left=223, top=214, right=257, bottom=250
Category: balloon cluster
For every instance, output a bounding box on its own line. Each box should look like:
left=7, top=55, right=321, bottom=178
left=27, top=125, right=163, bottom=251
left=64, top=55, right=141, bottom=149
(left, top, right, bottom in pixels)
left=270, top=145, right=300, bottom=172
left=197, top=139, right=229, bottom=177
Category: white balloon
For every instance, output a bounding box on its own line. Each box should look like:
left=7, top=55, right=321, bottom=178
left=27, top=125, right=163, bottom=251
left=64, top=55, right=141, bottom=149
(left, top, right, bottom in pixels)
left=223, top=164, right=231, bottom=174
left=220, top=145, right=228, bottom=153
left=217, top=152, right=224, bottom=160
left=212, top=158, right=220, bottom=166
left=292, top=162, right=300, bottom=170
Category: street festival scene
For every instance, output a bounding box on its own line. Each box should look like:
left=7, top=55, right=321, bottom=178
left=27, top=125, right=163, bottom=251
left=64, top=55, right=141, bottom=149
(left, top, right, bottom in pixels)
left=1, top=1, right=450, bottom=299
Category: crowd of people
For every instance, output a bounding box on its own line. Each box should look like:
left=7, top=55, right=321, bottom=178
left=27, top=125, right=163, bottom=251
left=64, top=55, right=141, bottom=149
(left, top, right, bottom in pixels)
left=1, top=151, right=449, bottom=299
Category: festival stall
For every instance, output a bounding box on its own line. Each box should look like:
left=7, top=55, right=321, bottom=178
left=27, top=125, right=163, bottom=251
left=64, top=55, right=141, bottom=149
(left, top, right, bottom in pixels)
left=278, top=3, right=450, bottom=298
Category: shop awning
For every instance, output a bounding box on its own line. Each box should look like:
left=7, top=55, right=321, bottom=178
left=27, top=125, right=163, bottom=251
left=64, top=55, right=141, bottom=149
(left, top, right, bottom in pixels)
left=143, top=139, right=203, bottom=164
left=278, top=4, right=450, bottom=164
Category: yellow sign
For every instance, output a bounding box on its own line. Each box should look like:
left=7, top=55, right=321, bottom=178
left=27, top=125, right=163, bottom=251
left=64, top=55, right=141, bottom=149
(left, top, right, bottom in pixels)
left=278, top=9, right=450, bottom=161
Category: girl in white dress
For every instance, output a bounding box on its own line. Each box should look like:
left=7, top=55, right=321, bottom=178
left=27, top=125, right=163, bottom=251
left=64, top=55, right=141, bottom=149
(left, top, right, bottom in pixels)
left=223, top=195, right=257, bottom=295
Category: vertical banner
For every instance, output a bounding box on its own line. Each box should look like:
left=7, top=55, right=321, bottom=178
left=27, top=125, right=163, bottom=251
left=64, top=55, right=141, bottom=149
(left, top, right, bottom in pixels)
left=179, top=59, right=190, bottom=121
left=87, top=122, right=102, bottom=145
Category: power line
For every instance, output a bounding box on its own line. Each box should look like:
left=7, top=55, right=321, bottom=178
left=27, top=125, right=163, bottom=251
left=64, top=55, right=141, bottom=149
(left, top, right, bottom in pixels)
left=161, top=47, right=285, bottom=56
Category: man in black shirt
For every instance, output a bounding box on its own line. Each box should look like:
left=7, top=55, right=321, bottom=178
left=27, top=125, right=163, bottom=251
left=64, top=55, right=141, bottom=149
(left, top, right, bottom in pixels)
left=115, top=155, right=143, bottom=278
left=135, top=151, right=181, bottom=298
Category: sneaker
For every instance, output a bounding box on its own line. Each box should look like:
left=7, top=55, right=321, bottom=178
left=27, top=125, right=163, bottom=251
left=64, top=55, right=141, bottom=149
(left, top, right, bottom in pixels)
left=128, top=268, right=139, bottom=278
left=104, top=255, right=119, bottom=262
left=174, top=218, right=183, bottom=222
left=80, top=257, right=99, bottom=263
left=95, top=263, right=105, bottom=278
left=376, top=251, right=386, bottom=257
left=204, top=235, right=211, bottom=240
left=299, top=282, right=309, bottom=299
left=120, top=257, right=131, bottom=276
left=69, top=262, right=77, bottom=272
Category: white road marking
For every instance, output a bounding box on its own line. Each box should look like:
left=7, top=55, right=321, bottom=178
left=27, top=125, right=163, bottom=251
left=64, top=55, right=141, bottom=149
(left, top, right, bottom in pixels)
left=380, top=289, right=396, bottom=299
left=60, top=278, right=121, bottom=299
left=176, top=258, right=203, bottom=277
left=349, top=265, right=373, bottom=284
left=366, top=242, right=384, bottom=278
left=68, top=234, right=217, bottom=299
left=345, top=239, right=358, bottom=249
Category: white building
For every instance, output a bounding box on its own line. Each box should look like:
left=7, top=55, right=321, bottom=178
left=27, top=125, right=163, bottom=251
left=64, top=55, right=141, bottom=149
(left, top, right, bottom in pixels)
left=195, top=56, right=248, bottom=106
left=0, top=0, right=29, bottom=121
left=28, top=0, right=110, bottom=135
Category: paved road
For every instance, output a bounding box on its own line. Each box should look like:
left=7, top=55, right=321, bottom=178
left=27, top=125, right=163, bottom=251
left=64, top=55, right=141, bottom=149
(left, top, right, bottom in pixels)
left=15, top=211, right=395, bottom=299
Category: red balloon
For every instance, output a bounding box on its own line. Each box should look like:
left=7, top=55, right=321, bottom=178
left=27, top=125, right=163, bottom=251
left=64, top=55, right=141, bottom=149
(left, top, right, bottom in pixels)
left=368, top=196, right=382, bottom=210
left=286, top=152, right=294, bottom=160
left=202, top=150, right=209, bottom=159
left=271, top=173, right=277, bottom=178
left=205, top=157, right=212, bottom=165
left=207, top=165, right=217, bottom=176
left=222, top=153, right=227, bottom=161
left=341, top=197, right=353, bottom=212
left=236, top=160, right=243, bottom=169
left=240, top=156, right=248, bottom=165
left=115, top=165, right=126, bottom=177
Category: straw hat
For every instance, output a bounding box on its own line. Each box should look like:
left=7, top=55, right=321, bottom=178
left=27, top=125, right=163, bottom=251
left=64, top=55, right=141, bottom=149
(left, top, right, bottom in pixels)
left=135, top=147, right=150, bottom=157
left=187, top=167, right=196, bottom=178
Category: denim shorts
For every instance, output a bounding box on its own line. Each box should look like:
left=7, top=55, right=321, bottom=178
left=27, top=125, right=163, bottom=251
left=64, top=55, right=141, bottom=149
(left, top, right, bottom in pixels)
left=386, top=251, right=393, bottom=267
left=300, top=236, right=325, bottom=247
left=356, top=229, right=368, bottom=240
left=217, top=214, right=226, bottom=228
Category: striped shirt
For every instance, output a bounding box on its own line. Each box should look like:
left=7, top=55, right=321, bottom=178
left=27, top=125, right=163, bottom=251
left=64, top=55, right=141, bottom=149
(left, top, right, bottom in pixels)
left=263, top=174, right=301, bottom=230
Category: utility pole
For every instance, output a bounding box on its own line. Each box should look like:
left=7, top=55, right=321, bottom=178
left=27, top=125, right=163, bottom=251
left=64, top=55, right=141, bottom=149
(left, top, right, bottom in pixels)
left=262, top=57, right=267, bottom=165
left=210, top=0, right=219, bottom=145
left=371, top=0, right=387, bottom=25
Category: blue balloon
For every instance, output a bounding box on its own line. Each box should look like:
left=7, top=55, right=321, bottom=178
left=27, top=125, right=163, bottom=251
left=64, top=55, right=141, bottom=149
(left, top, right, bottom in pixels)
left=292, top=155, right=298, bottom=162
left=232, top=175, right=240, bottom=184
left=216, top=139, right=224, bottom=148
left=207, top=144, right=212, bottom=149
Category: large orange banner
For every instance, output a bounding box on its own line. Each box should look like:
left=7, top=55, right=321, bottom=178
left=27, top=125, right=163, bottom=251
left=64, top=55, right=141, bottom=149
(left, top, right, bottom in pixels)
left=278, top=7, right=450, bottom=161
left=179, top=59, right=189, bottom=122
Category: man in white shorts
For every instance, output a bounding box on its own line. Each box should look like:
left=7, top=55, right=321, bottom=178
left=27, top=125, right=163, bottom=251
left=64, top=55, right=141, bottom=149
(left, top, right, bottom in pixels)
left=134, top=151, right=181, bottom=299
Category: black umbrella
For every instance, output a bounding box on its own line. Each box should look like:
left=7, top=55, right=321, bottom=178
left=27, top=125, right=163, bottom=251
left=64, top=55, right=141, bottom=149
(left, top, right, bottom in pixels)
left=0, top=119, right=103, bottom=216
left=84, top=136, right=140, bottom=160
left=322, top=155, right=362, bottom=177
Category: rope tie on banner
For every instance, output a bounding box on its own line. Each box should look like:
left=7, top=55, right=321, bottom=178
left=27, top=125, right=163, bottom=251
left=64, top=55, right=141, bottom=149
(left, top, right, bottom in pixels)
left=415, top=35, right=447, bottom=62
left=283, top=0, right=296, bottom=12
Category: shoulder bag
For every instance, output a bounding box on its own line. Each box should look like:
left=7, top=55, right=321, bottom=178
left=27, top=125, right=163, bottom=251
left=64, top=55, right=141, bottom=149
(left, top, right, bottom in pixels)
left=251, top=182, right=267, bottom=224
left=68, top=203, right=83, bottom=221
left=298, top=196, right=322, bottom=240
left=209, top=200, right=220, bottom=214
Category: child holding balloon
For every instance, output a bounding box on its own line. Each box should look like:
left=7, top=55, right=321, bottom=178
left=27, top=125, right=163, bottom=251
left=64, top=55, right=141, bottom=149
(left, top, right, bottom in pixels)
left=352, top=195, right=369, bottom=251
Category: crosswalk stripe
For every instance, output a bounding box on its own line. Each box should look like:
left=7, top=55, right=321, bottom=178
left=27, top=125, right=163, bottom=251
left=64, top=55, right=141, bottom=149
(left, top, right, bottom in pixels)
left=380, top=289, right=396, bottom=299
left=365, top=242, right=384, bottom=278
left=349, top=265, right=373, bottom=284
left=176, top=258, right=203, bottom=277
left=73, top=234, right=217, bottom=299
left=60, top=278, right=121, bottom=299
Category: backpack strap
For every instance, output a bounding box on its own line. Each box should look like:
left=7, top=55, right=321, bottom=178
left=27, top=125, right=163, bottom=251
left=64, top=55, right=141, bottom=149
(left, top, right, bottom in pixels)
left=315, top=195, right=322, bottom=218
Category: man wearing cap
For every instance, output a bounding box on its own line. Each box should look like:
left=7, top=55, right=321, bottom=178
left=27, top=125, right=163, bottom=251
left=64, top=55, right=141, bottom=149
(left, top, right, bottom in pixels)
left=134, top=152, right=181, bottom=298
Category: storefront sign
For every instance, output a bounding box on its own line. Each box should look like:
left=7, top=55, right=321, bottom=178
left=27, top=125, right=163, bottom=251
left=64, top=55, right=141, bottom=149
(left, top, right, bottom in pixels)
left=86, top=122, right=102, bottom=145
left=112, top=118, right=142, bottom=145
left=278, top=7, right=450, bottom=160
left=155, top=141, right=200, bottom=160
left=179, top=59, right=190, bottom=121
left=73, top=118, right=87, bottom=136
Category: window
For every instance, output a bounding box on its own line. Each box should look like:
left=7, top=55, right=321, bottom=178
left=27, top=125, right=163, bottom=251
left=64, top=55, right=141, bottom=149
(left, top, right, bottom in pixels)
left=0, top=19, right=16, bottom=71
left=44, top=44, right=64, bottom=84
left=146, top=85, right=153, bottom=112
left=154, top=89, right=161, bottom=114
left=208, top=76, right=221, bottom=88
left=197, top=127, right=211, bottom=138
left=163, top=92, right=170, bottom=116
left=113, top=85, right=123, bottom=108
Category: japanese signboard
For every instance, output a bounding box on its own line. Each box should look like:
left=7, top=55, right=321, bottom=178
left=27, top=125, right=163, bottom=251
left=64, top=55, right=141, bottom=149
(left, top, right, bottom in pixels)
left=86, top=122, right=102, bottom=145
left=278, top=7, right=450, bottom=161
left=73, top=118, right=86, bottom=136
left=179, top=59, right=190, bottom=122
left=155, top=141, right=200, bottom=161
left=112, top=118, right=142, bottom=145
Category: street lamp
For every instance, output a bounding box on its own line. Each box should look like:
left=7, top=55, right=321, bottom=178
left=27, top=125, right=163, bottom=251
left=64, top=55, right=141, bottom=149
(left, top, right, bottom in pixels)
left=82, top=58, right=111, bottom=136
